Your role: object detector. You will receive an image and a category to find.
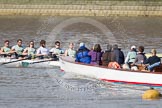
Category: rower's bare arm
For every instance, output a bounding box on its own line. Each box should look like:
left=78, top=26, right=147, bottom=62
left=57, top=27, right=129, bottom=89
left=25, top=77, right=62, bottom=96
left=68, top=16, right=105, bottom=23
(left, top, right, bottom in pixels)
left=35, top=54, right=42, bottom=56
left=22, top=48, right=28, bottom=55
left=36, top=53, right=47, bottom=57
left=64, top=50, right=68, bottom=56
left=0, top=48, right=10, bottom=54
left=10, top=48, right=16, bottom=54
left=0, top=48, right=4, bottom=54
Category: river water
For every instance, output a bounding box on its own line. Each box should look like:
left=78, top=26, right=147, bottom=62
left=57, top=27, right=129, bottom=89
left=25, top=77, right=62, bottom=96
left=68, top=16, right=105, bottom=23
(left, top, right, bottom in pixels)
left=0, top=16, right=162, bottom=108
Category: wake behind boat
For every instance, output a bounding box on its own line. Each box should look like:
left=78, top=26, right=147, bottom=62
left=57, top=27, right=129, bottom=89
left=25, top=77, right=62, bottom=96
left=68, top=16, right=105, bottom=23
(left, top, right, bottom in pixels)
left=0, top=57, right=60, bottom=68
left=60, top=56, right=162, bottom=88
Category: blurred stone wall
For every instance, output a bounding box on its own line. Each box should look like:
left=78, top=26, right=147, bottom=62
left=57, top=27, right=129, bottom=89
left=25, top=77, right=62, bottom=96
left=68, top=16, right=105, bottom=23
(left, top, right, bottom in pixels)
left=0, top=0, right=161, bottom=16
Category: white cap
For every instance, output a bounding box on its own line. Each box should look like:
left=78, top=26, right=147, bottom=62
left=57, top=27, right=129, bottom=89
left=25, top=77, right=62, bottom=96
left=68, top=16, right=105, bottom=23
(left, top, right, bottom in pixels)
left=79, top=42, right=85, bottom=47
left=131, top=45, right=136, bottom=50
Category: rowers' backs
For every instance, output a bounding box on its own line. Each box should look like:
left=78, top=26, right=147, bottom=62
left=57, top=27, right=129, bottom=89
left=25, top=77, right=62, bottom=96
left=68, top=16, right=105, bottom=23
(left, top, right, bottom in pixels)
left=75, top=43, right=91, bottom=64
left=74, top=43, right=160, bottom=72
left=75, top=43, right=125, bottom=66
left=88, top=44, right=103, bottom=65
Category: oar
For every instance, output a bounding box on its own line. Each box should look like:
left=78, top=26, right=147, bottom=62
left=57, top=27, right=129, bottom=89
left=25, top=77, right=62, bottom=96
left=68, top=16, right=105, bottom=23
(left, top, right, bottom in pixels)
left=0, top=53, right=11, bottom=57
left=1, top=57, right=29, bottom=65
left=21, top=59, right=55, bottom=67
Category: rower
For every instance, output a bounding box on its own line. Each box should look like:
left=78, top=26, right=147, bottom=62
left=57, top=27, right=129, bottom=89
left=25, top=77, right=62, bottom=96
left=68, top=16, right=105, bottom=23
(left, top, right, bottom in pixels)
left=22, top=41, right=36, bottom=59
left=36, top=40, right=49, bottom=59
left=50, top=41, right=64, bottom=59
left=0, top=40, right=11, bottom=57
left=10, top=39, right=25, bottom=59
left=64, top=42, right=76, bottom=58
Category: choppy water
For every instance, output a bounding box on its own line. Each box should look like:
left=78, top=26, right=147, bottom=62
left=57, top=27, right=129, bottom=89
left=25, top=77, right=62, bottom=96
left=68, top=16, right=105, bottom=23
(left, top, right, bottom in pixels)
left=0, top=16, right=162, bottom=108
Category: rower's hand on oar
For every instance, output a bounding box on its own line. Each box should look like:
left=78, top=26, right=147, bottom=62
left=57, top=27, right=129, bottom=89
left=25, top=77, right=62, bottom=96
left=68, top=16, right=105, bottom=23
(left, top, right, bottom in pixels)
left=59, top=54, right=64, bottom=56
left=55, top=54, right=64, bottom=58
left=44, top=55, right=49, bottom=58
left=25, top=54, right=36, bottom=60
left=131, top=63, right=135, bottom=66
left=24, top=56, right=32, bottom=60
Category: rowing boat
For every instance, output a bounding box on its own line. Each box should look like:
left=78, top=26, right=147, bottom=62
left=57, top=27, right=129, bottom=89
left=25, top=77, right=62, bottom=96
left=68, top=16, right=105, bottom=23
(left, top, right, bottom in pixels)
left=0, top=58, right=60, bottom=68
left=59, top=56, right=162, bottom=88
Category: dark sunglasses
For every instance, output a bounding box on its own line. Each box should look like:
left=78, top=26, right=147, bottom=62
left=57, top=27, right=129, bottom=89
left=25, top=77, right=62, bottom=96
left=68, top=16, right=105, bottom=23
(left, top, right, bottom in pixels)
left=56, top=44, right=60, bottom=46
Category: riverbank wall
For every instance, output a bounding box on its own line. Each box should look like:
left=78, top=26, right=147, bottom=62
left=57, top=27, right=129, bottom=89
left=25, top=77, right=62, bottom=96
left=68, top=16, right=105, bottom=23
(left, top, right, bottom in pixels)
left=0, top=0, right=162, bottom=16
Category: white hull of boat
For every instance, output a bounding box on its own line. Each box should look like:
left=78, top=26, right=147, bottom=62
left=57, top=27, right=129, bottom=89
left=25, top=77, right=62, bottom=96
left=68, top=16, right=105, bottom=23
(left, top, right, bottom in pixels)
left=60, top=56, right=162, bottom=88
left=0, top=58, right=60, bottom=68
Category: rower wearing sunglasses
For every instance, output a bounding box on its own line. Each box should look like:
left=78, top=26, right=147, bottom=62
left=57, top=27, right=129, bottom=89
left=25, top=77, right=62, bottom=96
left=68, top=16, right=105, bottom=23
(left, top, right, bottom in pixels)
left=49, top=41, right=64, bottom=59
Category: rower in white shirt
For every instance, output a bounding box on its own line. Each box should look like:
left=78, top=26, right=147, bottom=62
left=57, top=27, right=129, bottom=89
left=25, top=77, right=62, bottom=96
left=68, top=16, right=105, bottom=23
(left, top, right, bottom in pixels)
left=36, top=40, right=49, bottom=59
